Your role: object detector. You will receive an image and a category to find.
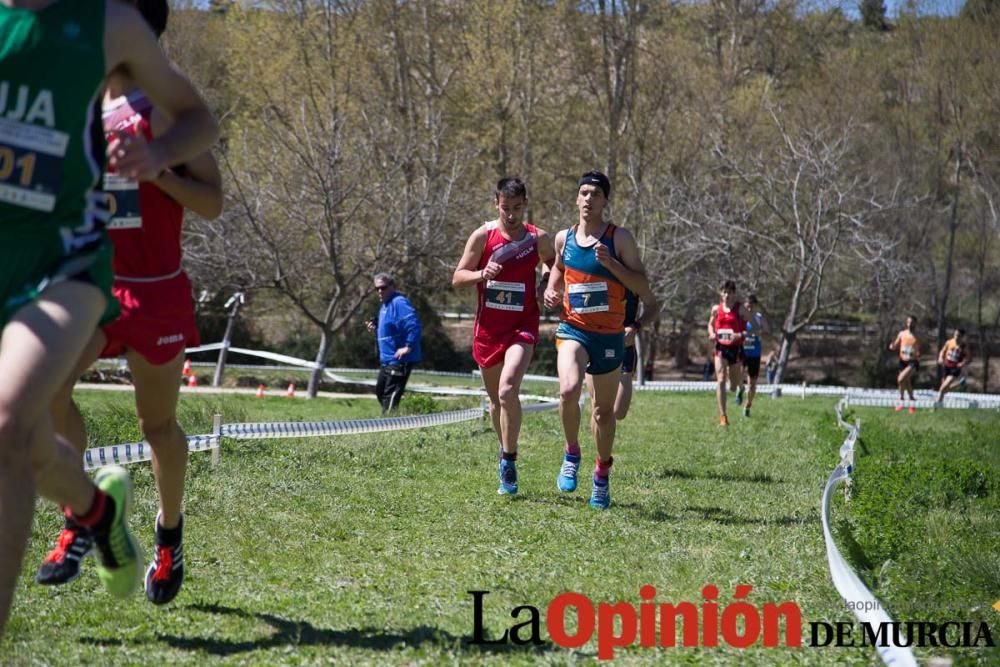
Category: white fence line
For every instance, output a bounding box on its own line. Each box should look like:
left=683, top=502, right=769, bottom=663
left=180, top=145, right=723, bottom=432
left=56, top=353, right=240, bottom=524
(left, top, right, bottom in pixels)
left=220, top=408, right=486, bottom=441
left=81, top=406, right=493, bottom=472
left=175, top=344, right=1000, bottom=406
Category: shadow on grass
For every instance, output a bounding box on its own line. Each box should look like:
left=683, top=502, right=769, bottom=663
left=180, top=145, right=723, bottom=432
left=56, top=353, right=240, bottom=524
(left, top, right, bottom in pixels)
left=656, top=467, right=783, bottom=484
left=834, top=518, right=875, bottom=574
left=518, top=493, right=676, bottom=522
left=82, top=603, right=562, bottom=657
left=684, top=505, right=817, bottom=527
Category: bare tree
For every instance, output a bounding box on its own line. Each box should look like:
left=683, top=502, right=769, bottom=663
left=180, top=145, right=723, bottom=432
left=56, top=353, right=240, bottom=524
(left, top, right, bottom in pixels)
left=190, top=1, right=471, bottom=397
left=850, top=232, right=916, bottom=387
left=717, top=110, right=892, bottom=383
left=561, top=0, right=646, bottom=182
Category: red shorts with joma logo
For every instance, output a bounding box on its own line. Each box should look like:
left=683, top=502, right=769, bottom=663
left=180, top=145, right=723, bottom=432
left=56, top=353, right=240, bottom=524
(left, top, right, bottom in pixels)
left=473, top=328, right=538, bottom=370
left=100, top=271, right=200, bottom=366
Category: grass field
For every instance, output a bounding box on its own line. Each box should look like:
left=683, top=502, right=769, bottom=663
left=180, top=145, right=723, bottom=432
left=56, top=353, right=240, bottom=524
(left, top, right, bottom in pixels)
left=3, top=389, right=998, bottom=665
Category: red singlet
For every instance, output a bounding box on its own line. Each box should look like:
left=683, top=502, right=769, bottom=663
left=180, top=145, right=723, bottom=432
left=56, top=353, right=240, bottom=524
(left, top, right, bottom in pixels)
left=714, top=300, right=744, bottom=347
left=99, top=91, right=200, bottom=365
left=472, top=221, right=540, bottom=369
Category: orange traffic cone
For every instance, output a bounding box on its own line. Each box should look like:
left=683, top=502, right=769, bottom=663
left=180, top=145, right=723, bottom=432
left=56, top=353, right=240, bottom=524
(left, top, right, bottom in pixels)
left=256, top=383, right=265, bottom=398
left=182, top=359, right=192, bottom=376
left=187, top=373, right=198, bottom=387
left=286, top=382, right=296, bottom=397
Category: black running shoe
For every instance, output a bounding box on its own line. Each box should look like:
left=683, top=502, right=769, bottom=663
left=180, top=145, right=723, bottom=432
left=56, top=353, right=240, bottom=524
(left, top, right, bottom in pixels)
left=145, top=514, right=184, bottom=605
left=35, top=518, right=93, bottom=585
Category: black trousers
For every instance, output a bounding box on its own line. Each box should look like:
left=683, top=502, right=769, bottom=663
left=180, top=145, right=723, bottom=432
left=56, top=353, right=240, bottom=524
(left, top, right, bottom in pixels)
left=376, top=363, right=412, bottom=413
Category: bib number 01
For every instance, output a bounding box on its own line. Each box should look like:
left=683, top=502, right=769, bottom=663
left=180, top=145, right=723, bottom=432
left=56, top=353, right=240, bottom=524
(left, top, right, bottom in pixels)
left=0, top=117, right=69, bottom=213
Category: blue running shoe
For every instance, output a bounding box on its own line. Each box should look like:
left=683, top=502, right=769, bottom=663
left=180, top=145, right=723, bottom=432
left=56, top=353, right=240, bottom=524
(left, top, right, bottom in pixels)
left=557, top=453, right=581, bottom=492
left=590, top=476, right=611, bottom=510
left=498, top=459, right=518, bottom=495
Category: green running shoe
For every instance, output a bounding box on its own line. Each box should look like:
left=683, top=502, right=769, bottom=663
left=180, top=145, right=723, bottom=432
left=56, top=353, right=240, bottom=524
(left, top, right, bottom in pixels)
left=93, top=466, right=143, bottom=598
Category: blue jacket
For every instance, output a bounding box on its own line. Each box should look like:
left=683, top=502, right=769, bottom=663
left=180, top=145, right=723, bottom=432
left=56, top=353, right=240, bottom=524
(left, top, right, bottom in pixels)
left=376, top=292, right=422, bottom=365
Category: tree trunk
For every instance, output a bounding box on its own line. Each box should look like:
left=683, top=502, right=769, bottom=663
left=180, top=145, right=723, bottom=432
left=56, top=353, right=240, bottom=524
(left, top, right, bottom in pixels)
left=673, top=300, right=695, bottom=370
left=647, top=318, right=660, bottom=377
left=635, top=329, right=645, bottom=385
left=307, top=329, right=333, bottom=399
left=773, top=331, right=796, bottom=385
left=977, top=261, right=987, bottom=392
left=935, top=149, right=962, bottom=348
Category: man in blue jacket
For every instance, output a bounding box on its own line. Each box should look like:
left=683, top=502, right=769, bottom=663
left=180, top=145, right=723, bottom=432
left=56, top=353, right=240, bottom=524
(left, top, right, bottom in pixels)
left=367, top=272, right=423, bottom=413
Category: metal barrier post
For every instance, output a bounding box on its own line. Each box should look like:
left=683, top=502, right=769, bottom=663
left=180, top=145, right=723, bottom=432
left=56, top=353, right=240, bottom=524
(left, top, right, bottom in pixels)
left=211, top=413, right=222, bottom=468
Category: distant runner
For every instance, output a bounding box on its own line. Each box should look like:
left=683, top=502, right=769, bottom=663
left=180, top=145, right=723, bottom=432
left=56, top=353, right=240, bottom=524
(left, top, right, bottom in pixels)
left=888, top=315, right=920, bottom=413
left=935, top=328, right=967, bottom=405
left=707, top=281, right=745, bottom=426
left=735, top=294, right=768, bottom=418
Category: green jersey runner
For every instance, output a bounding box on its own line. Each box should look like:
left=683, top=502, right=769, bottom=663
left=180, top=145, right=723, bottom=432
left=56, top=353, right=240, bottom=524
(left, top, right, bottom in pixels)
left=0, top=0, right=117, bottom=327
left=0, top=1, right=219, bottom=640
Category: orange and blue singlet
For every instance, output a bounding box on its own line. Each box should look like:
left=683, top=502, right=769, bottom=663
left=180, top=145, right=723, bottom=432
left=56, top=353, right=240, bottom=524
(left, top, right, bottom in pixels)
left=555, top=223, right=626, bottom=375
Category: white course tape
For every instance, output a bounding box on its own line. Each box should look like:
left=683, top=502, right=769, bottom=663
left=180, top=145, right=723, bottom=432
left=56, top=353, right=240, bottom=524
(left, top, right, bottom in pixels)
left=322, top=369, right=486, bottom=398
left=184, top=361, right=317, bottom=373
left=324, top=370, right=377, bottom=386
left=226, top=346, right=320, bottom=368
left=324, top=367, right=474, bottom=379
left=184, top=342, right=226, bottom=354
left=405, top=385, right=483, bottom=397
left=821, top=400, right=917, bottom=666
left=83, top=408, right=488, bottom=470
left=187, top=361, right=474, bottom=381
left=474, top=369, right=560, bottom=384
left=185, top=344, right=474, bottom=379
left=523, top=401, right=560, bottom=414
left=83, top=433, right=220, bottom=472
left=516, top=372, right=561, bottom=384
left=221, top=407, right=485, bottom=440
left=80, top=364, right=561, bottom=471
left=82, top=403, right=563, bottom=468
